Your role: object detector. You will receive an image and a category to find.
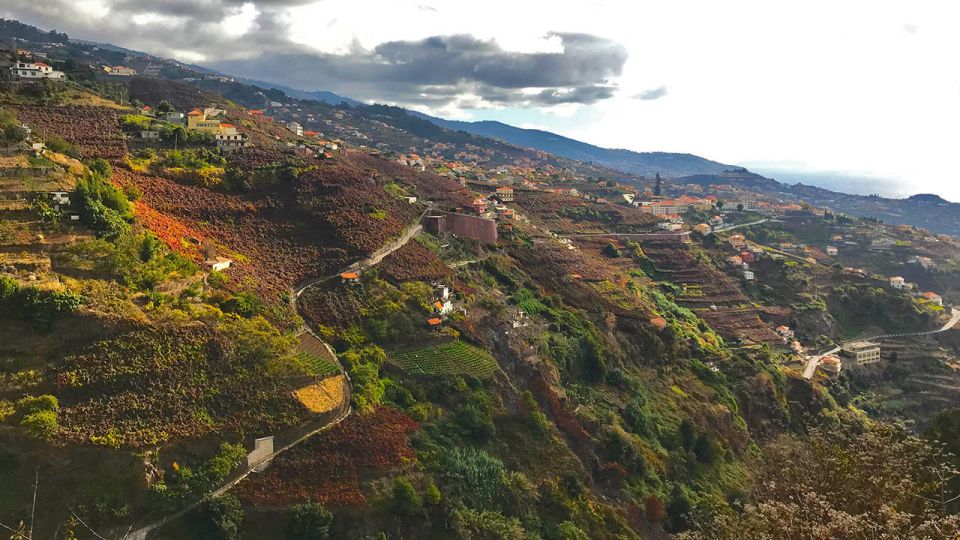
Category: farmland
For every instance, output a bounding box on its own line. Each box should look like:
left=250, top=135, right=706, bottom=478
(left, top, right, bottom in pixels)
left=389, top=341, right=498, bottom=377
left=56, top=325, right=308, bottom=447
left=234, top=406, right=418, bottom=507
left=294, top=374, right=348, bottom=413
left=378, top=240, right=450, bottom=283
left=11, top=105, right=127, bottom=160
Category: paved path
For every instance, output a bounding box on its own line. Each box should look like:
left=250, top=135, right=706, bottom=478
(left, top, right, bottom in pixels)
left=293, top=204, right=432, bottom=299
left=126, top=205, right=432, bottom=539
left=711, top=218, right=774, bottom=234
left=802, top=308, right=960, bottom=379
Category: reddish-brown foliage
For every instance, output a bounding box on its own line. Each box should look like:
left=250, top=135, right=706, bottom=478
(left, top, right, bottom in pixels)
left=379, top=241, right=450, bottom=283
left=299, top=286, right=366, bottom=331
left=643, top=495, right=667, bottom=522
left=132, top=200, right=206, bottom=260
left=13, top=105, right=127, bottom=160
left=235, top=406, right=419, bottom=507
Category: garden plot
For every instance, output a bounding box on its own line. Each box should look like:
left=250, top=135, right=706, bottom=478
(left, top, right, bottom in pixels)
left=389, top=341, right=498, bottom=377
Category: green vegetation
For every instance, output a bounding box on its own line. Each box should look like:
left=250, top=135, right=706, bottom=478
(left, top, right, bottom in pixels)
left=0, top=276, right=83, bottom=330
left=0, top=108, right=27, bottom=145
left=389, top=341, right=498, bottom=377
left=152, top=443, right=246, bottom=511
left=288, top=500, right=333, bottom=540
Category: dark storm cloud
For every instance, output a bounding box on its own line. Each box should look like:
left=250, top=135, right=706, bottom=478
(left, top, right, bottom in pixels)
left=2, top=2, right=628, bottom=108
left=633, top=85, right=668, bottom=100
left=213, top=33, right=628, bottom=106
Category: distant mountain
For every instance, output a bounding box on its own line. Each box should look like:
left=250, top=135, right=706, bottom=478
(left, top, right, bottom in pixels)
left=235, top=79, right=364, bottom=108
left=412, top=114, right=732, bottom=178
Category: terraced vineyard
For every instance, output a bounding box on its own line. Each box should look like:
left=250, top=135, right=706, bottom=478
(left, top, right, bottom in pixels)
left=389, top=341, right=498, bottom=377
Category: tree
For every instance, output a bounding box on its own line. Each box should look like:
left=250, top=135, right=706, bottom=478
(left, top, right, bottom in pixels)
left=288, top=500, right=333, bottom=540
left=715, top=200, right=724, bottom=211
left=653, top=172, right=663, bottom=196
left=201, top=494, right=244, bottom=540
left=156, top=100, right=174, bottom=113
left=737, top=203, right=744, bottom=212
left=603, top=242, right=622, bottom=258
left=392, top=477, right=422, bottom=516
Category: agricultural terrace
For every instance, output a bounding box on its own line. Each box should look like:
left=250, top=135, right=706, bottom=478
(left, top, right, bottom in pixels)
left=388, top=341, right=498, bottom=378
left=12, top=105, right=127, bottom=160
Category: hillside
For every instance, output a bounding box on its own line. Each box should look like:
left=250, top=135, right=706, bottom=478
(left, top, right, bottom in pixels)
left=2, top=17, right=960, bottom=540
left=415, top=114, right=733, bottom=177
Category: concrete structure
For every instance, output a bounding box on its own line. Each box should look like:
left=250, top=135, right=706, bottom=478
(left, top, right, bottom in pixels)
left=140, top=130, right=159, bottom=140
left=890, top=276, right=905, bottom=289
left=287, top=121, right=303, bottom=136
left=743, top=270, right=754, bottom=281
left=423, top=212, right=498, bottom=244
left=247, top=436, right=274, bottom=472
left=842, top=341, right=881, bottom=365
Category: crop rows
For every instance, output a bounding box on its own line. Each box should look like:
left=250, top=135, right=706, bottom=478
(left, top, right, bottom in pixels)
left=379, top=241, right=450, bottom=283
left=235, top=406, right=418, bottom=507
left=55, top=326, right=307, bottom=447
left=389, top=341, right=498, bottom=377
left=299, top=286, right=366, bottom=330
left=13, top=105, right=127, bottom=160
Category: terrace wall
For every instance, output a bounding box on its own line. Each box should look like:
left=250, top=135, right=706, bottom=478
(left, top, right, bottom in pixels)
left=425, top=212, right=498, bottom=244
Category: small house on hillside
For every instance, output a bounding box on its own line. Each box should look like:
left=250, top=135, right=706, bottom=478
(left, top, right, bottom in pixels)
left=889, top=276, right=905, bottom=289
left=427, top=317, right=442, bottom=330
left=495, top=186, right=514, bottom=202
left=340, top=271, right=360, bottom=285
left=205, top=257, right=232, bottom=272
left=826, top=246, right=838, bottom=256
left=922, top=291, right=943, bottom=306
left=728, top=234, right=747, bottom=249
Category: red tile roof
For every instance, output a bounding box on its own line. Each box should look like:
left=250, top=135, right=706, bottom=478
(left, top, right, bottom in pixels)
left=187, top=109, right=203, bottom=116
left=340, top=272, right=359, bottom=280
left=427, top=317, right=442, bottom=325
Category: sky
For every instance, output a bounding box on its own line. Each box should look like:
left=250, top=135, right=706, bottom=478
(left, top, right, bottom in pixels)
left=4, top=0, right=960, bottom=199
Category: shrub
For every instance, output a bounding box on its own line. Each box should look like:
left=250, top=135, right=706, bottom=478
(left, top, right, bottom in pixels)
left=21, top=410, right=58, bottom=439
left=200, top=494, right=244, bottom=540
left=424, top=481, right=442, bottom=505
left=392, top=477, right=422, bottom=516
left=220, top=292, right=263, bottom=318
left=288, top=500, right=333, bottom=540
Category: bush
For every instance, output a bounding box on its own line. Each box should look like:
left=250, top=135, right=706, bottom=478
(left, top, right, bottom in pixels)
left=288, top=500, right=333, bottom=540
left=200, top=494, right=244, bottom=540
left=392, top=477, right=422, bottom=516
left=21, top=410, right=58, bottom=439
left=220, top=292, right=263, bottom=318
left=424, top=481, right=442, bottom=505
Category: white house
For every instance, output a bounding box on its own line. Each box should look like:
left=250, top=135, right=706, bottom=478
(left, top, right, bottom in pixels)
left=140, top=130, right=160, bottom=140
left=826, top=246, right=838, bottom=256
left=205, top=257, right=233, bottom=272
left=287, top=121, right=303, bottom=136
left=743, top=270, right=755, bottom=281
left=11, top=61, right=65, bottom=79
left=889, top=276, right=905, bottom=289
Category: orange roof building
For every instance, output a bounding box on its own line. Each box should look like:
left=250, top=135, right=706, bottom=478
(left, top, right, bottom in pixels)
left=427, top=317, right=442, bottom=326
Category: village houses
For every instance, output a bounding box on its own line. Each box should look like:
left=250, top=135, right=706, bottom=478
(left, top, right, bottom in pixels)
left=10, top=61, right=65, bottom=79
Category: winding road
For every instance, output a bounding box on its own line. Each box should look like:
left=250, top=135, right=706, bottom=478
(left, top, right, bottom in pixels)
left=802, top=307, right=960, bottom=379
left=125, top=204, right=432, bottom=540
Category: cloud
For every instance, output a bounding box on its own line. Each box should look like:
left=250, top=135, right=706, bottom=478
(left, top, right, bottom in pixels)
left=633, top=85, right=668, bottom=100
left=2, top=3, right=627, bottom=109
